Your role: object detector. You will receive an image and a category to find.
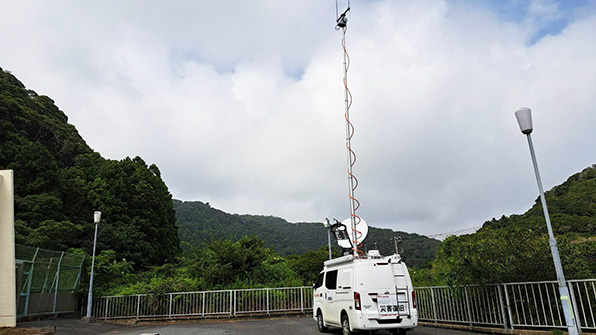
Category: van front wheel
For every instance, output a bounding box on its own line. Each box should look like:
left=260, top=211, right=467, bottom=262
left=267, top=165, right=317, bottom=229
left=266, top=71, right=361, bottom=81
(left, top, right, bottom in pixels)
left=341, top=314, right=352, bottom=335
left=317, top=311, right=328, bottom=332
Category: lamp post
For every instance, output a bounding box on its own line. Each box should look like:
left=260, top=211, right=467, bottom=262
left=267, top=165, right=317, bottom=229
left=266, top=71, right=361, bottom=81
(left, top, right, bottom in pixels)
left=84, top=211, right=101, bottom=322
left=514, top=107, right=578, bottom=335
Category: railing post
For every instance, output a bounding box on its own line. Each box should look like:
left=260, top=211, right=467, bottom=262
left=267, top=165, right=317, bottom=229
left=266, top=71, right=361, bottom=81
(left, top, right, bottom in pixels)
left=503, top=284, right=514, bottom=330
left=202, top=291, right=206, bottom=317
left=136, top=295, right=141, bottom=320
left=266, top=288, right=270, bottom=315
left=104, top=297, right=109, bottom=319
left=497, top=284, right=508, bottom=329
left=168, top=293, right=173, bottom=319
left=431, top=288, right=438, bottom=324
left=230, top=290, right=234, bottom=317
left=464, top=286, right=473, bottom=327
left=567, top=282, right=583, bottom=334
left=300, top=287, right=304, bottom=313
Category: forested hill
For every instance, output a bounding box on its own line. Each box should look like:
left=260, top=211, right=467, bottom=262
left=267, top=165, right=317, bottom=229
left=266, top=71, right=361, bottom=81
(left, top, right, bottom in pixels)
left=420, top=164, right=596, bottom=286
left=174, top=200, right=441, bottom=267
left=0, top=68, right=179, bottom=268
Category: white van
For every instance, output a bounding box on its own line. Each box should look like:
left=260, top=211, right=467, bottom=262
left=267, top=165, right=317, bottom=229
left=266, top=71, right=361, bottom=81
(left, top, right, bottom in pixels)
left=312, top=250, right=418, bottom=335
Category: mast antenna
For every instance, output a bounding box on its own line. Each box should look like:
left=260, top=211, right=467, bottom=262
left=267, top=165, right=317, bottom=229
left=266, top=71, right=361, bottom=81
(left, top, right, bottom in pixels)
left=335, top=0, right=362, bottom=258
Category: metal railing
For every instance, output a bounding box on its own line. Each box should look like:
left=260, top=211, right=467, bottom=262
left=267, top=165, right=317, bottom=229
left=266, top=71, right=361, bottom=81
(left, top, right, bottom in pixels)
left=416, top=279, right=596, bottom=332
left=84, top=286, right=313, bottom=320
left=84, top=279, right=595, bottom=333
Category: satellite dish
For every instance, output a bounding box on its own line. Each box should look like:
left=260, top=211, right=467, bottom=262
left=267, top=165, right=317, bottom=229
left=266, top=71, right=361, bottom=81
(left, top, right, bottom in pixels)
left=334, top=218, right=368, bottom=249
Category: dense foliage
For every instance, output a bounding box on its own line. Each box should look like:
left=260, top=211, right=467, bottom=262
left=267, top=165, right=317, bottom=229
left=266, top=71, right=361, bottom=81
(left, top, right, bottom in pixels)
left=0, top=68, right=180, bottom=268
left=413, top=165, right=596, bottom=286
left=174, top=200, right=441, bottom=267
left=98, top=235, right=312, bottom=295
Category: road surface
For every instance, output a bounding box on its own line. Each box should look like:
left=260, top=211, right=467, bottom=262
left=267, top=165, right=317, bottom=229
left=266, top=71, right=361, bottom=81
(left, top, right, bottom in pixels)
left=20, top=315, right=478, bottom=335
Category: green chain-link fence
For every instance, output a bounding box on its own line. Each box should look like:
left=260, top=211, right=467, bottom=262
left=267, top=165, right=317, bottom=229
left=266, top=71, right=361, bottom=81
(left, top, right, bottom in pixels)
left=15, top=244, right=85, bottom=317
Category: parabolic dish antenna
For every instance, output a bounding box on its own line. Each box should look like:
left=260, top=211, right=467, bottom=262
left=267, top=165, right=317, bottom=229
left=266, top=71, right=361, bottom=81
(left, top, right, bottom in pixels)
left=335, top=218, right=369, bottom=249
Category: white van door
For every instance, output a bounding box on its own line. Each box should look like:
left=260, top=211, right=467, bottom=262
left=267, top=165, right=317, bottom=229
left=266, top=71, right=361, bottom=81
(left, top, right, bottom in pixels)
left=323, top=269, right=339, bottom=325
left=357, top=262, right=405, bottom=319
left=335, top=268, right=354, bottom=321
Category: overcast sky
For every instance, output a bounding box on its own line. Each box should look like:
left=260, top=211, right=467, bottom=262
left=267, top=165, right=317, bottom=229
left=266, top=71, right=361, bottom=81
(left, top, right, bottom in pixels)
left=1, top=0, right=595, bottom=236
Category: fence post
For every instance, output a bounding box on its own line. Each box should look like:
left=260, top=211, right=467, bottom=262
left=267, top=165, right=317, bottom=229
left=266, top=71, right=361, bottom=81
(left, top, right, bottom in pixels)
left=202, top=291, right=206, bottom=317
left=23, top=247, right=39, bottom=316
left=300, top=287, right=304, bottom=313
left=567, top=282, right=583, bottom=334
left=503, top=284, right=514, bottom=330
left=431, top=288, right=438, bottom=324
left=464, top=286, right=473, bottom=327
left=230, top=290, right=234, bottom=317
left=266, top=288, right=270, bottom=315
left=497, top=284, right=508, bottom=329
left=52, top=251, right=64, bottom=314
left=168, top=293, right=173, bottom=319
left=104, top=297, right=110, bottom=319
left=73, top=255, right=85, bottom=290
left=52, top=251, right=65, bottom=314
left=136, top=295, right=141, bottom=320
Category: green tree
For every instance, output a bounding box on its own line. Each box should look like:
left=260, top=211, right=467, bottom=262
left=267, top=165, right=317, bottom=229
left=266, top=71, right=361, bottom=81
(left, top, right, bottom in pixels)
left=1, top=68, right=180, bottom=271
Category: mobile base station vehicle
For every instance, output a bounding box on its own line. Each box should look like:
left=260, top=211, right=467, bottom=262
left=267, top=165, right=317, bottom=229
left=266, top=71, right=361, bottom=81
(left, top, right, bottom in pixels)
left=315, top=1, right=417, bottom=333
left=313, top=221, right=417, bottom=335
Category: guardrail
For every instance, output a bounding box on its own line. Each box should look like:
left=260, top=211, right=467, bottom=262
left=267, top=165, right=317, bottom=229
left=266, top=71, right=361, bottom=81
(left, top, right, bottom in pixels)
left=85, top=278, right=595, bottom=333
left=83, top=286, right=313, bottom=320
left=416, top=279, right=595, bottom=332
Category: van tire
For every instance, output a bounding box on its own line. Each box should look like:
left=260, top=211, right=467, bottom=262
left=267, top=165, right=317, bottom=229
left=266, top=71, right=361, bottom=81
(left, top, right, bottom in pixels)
left=341, top=313, right=353, bottom=335
left=316, top=310, right=328, bottom=332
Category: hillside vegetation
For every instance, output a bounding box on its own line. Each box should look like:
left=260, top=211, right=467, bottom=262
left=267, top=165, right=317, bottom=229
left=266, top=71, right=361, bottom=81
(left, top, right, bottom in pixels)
left=415, top=164, right=596, bottom=286
left=174, top=200, right=441, bottom=267
left=0, top=68, right=180, bottom=268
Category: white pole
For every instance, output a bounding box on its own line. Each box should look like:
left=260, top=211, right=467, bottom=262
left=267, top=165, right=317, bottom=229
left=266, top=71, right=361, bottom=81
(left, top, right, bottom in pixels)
left=525, top=134, right=578, bottom=335
left=324, top=219, right=332, bottom=260
left=516, top=108, right=578, bottom=335
left=327, top=229, right=332, bottom=260
left=84, top=211, right=101, bottom=321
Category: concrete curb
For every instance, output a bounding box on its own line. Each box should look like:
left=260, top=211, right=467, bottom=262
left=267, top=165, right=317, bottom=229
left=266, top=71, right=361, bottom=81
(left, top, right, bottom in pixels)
left=420, top=321, right=577, bottom=335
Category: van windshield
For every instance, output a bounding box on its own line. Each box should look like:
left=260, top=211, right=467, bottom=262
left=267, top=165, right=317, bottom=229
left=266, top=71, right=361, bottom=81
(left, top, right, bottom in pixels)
left=358, top=264, right=395, bottom=289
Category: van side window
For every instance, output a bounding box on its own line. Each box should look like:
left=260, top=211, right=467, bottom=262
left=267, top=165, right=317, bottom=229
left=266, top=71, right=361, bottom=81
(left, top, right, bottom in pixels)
left=314, top=272, right=324, bottom=289
left=325, top=270, right=338, bottom=290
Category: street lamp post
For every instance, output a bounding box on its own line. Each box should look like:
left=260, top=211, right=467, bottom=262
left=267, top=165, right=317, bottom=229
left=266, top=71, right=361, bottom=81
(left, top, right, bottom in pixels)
left=514, top=107, right=578, bottom=335
left=83, top=211, right=101, bottom=322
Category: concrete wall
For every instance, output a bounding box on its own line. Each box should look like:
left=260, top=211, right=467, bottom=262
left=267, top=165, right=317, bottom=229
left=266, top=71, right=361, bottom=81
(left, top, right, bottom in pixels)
left=0, top=170, right=16, bottom=327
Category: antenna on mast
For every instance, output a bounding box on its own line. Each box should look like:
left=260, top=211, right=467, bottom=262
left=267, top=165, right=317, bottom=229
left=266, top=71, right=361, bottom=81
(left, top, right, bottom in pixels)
left=335, top=0, right=350, bottom=29
left=335, top=0, right=362, bottom=258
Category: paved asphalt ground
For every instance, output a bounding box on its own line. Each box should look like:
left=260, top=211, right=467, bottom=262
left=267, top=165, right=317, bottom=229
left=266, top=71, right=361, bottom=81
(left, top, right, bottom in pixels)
left=20, top=315, right=477, bottom=335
